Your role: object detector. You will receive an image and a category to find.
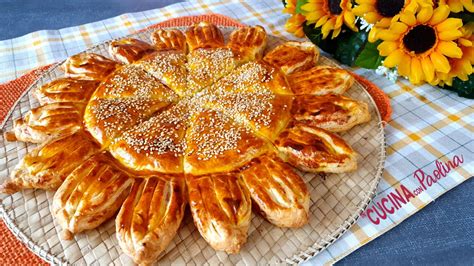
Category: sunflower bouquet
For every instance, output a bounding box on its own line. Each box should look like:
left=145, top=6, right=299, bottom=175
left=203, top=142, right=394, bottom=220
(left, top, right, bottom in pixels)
left=283, top=0, right=474, bottom=98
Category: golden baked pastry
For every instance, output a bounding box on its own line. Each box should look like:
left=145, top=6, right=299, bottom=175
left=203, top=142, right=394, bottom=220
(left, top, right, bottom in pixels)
left=62, top=53, right=121, bottom=80
left=186, top=173, right=251, bottom=254
left=263, top=41, right=319, bottom=75
left=108, top=38, right=156, bottom=64
left=288, top=66, right=354, bottom=95
left=150, top=29, right=187, bottom=53
left=227, top=26, right=267, bottom=64
left=116, top=174, right=186, bottom=265
left=274, top=123, right=358, bottom=173
left=1, top=131, right=101, bottom=194
left=52, top=152, right=133, bottom=239
left=4, top=102, right=85, bottom=143
left=33, top=78, right=99, bottom=105
left=5, top=22, right=373, bottom=263
left=240, top=154, right=309, bottom=227
left=292, top=94, right=371, bottom=132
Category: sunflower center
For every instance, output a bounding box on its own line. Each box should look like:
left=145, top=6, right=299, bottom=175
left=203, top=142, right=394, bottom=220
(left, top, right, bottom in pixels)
left=328, top=0, right=342, bottom=15
left=403, top=25, right=437, bottom=54
left=376, top=0, right=404, bottom=17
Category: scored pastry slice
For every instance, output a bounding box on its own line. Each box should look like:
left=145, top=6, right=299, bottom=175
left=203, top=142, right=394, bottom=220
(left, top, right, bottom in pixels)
left=288, top=66, right=354, bottom=95
left=137, top=50, right=188, bottom=97
left=150, top=29, right=187, bottom=53
left=292, top=94, right=371, bottom=132
left=109, top=103, right=188, bottom=174
left=0, top=131, right=101, bottom=194
left=91, top=64, right=178, bottom=101
left=274, top=123, right=357, bottom=173
left=52, top=152, right=133, bottom=240
left=84, top=97, right=171, bottom=146
left=33, top=78, right=100, bottom=105
left=240, top=154, right=309, bottom=228
left=62, top=53, right=121, bottom=80
left=108, top=38, right=156, bottom=64
left=227, top=26, right=267, bottom=64
left=186, top=22, right=236, bottom=93
left=186, top=173, right=251, bottom=254
left=116, top=174, right=186, bottom=265
left=263, top=41, right=319, bottom=75
left=185, top=21, right=225, bottom=51
left=4, top=102, right=85, bottom=143
left=184, top=109, right=271, bottom=176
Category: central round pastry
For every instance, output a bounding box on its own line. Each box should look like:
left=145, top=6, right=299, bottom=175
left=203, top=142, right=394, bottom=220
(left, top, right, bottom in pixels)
left=2, top=22, right=372, bottom=265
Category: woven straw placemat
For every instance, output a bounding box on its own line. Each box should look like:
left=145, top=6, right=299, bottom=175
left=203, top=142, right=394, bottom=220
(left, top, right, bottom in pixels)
left=0, top=14, right=390, bottom=264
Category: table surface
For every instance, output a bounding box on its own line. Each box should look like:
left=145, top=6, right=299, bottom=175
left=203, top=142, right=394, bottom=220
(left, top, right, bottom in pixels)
left=0, top=0, right=473, bottom=265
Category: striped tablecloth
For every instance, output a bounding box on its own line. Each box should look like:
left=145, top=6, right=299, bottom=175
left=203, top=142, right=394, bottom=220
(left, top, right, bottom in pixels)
left=0, top=0, right=472, bottom=265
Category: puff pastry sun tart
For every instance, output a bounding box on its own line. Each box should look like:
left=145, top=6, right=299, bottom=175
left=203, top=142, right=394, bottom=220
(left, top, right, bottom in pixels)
left=2, top=22, right=373, bottom=264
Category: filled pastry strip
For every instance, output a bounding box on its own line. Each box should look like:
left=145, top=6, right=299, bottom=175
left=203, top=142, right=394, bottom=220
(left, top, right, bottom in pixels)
left=62, top=53, right=121, bottom=80
left=150, top=29, right=187, bottom=53
left=186, top=173, right=251, bottom=254
left=4, top=102, right=85, bottom=143
left=291, top=94, right=371, bottom=132
left=185, top=21, right=225, bottom=51
left=116, top=175, right=186, bottom=265
left=263, top=41, right=319, bottom=75
left=240, top=155, right=309, bottom=228
left=108, top=38, right=156, bottom=64
left=0, top=131, right=101, bottom=194
left=33, top=78, right=100, bottom=105
left=274, top=123, right=357, bottom=173
left=227, top=26, right=267, bottom=65
left=52, top=152, right=133, bottom=239
left=287, top=66, right=354, bottom=95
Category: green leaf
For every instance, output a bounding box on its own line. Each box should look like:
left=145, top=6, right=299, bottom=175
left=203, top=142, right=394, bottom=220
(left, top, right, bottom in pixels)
left=295, top=0, right=308, bottom=14
left=333, top=30, right=368, bottom=66
left=355, top=40, right=384, bottom=69
left=447, top=74, right=474, bottom=99
left=302, top=23, right=338, bottom=54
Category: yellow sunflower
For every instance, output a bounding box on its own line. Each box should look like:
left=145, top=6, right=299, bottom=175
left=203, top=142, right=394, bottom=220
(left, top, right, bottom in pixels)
left=435, top=23, right=474, bottom=85
left=377, top=5, right=465, bottom=84
left=437, top=0, right=474, bottom=13
left=283, top=0, right=306, bottom=38
left=301, top=0, right=358, bottom=39
left=353, top=0, right=429, bottom=42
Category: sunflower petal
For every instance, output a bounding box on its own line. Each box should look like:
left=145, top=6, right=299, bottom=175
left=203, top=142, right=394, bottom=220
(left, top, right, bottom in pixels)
left=364, top=12, right=380, bottom=23
left=429, top=6, right=450, bottom=25
left=353, top=4, right=375, bottom=15
left=448, top=1, right=464, bottom=12
left=343, top=11, right=357, bottom=30
left=383, top=49, right=404, bottom=67
left=377, top=41, right=398, bottom=56
left=390, top=22, right=409, bottom=34
left=421, top=56, right=435, bottom=82
left=400, top=12, right=417, bottom=26
left=316, top=15, right=330, bottom=28
left=398, top=54, right=411, bottom=77
left=409, top=58, right=424, bottom=84
left=417, top=6, right=433, bottom=24
left=301, top=3, right=317, bottom=12
left=377, top=30, right=401, bottom=41
left=438, top=30, right=463, bottom=41
left=368, top=27, right=379, bottom=42
left=430, top=52, right=451, bottom=73
left=436, top=18, right=463, bottom=33
left=437, top=41, right=463, bottom=58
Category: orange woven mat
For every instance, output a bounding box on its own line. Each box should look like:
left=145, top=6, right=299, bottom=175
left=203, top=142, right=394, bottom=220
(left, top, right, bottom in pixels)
left=0, top=14, right=391, bottom=264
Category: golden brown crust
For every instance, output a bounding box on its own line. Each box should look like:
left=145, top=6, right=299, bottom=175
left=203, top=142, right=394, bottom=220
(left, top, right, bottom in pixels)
left=274, top=124, right=357, bottom=173
left=62, top=53, right=121, bottom=80
left=150, top=29, right=187, bottom=53
left=184, top=109, right=270, bottom=176
left=227, top=26, right=267, bottom=64
left=91, top=64, right=178, bottom=101
left=0, top=131, right=101, bottom=194
left=240, top=155, right=309, bottom=227
left=137, top=51, right=189, bottom=97
left=5, top=102, right=85, bottom=143
left=109, top=103, right=188, bottom=174
left=185, top=21, right=225, bottom=51
left=288, top=66, right=354, bottom=95
left=33, top=78, right=99, bottom=105
left=186, top=173, right=251, bottom=254
left=291, top=94, right=371, bottom=132
left=84, top=97, right=171, bottom=146
left=263, top=41, right=319, bottom=75
left=108, top=38, right=156, bottom=64
left=116, top=175, right=186, bottom=265
left=52, top=152, right=133, bottom=238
